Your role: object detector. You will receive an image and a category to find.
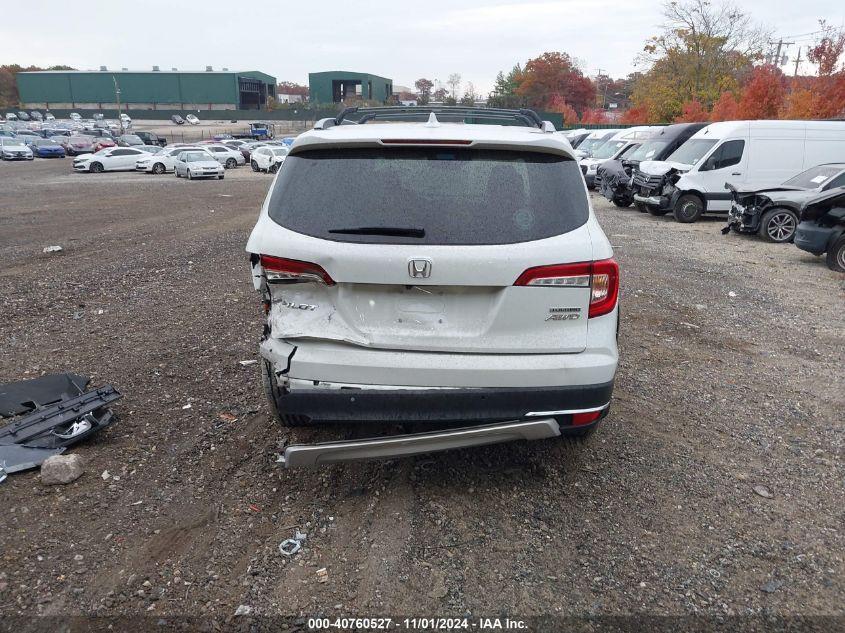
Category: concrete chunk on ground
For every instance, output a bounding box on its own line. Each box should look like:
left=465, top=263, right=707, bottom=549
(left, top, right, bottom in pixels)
left=40, top=454, right=85, bottom=485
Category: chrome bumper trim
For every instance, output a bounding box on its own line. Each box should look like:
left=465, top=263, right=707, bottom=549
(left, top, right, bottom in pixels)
left=524, top=402, right=610, bottom=417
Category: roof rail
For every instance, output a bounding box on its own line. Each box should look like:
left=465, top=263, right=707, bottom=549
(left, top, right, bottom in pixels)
left=317, top=106, right=545, bottom=129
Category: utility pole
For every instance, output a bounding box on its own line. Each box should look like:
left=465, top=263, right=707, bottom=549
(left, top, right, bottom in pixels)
left=769, top=39, right=794, bottom=67
left=595, top=68, right=608, bottom=108
left=113, top=76, right=123, bottom=134
left=793, top=46, right=802, bottom=77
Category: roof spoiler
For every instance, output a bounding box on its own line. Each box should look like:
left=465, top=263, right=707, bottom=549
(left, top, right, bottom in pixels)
left=314, top=106, right=550, bottom=130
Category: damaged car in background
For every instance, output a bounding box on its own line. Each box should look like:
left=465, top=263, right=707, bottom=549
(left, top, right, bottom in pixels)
left=247, top=106, right=620, bottom=468
left=579, top=126, right=656, bottom=190
left=599, top=123, right=706, bottom=210
left=632, top=120, right=845, bottom=223
left=794, top=188, right=845, bottom=272
left=724, top=163, right=845, bottom=243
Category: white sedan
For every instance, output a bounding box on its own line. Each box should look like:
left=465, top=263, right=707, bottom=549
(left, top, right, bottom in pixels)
left=135, top=146, right=210, bottom=174
left=251, top=145, right=288, bottom=173
left=174, top=150, right=225, bottom=180
left=73, top=147, right=148, bottom=172
left=204, top=144, right=246, bottom=168
left=185, top=114, right=200, bottom=125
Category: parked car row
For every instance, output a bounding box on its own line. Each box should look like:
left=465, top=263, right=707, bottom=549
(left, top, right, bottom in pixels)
left=570, top=120, right=845, bottom=273
left=170, top=114, right=200, bottom=125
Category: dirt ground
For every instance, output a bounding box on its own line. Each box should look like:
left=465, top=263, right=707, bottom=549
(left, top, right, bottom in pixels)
left=0, top=157, right=843, bottom=627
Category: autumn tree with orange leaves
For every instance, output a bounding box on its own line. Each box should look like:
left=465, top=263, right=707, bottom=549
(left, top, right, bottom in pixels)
left=514, top=52, right=596, bottom=113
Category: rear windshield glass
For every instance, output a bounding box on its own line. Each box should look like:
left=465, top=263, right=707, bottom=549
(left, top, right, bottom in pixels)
left=267, top=147, right=588, bottom=245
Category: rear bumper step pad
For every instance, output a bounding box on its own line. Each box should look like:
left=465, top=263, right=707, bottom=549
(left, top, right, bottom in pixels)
left=278, top=418, right=561, bottom=468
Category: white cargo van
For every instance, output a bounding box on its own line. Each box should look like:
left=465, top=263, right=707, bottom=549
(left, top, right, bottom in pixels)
left=634, top=120, right=845, bottom=222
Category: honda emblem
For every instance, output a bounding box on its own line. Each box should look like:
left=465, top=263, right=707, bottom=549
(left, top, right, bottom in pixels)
left=408, top=258, right=432, bottom=279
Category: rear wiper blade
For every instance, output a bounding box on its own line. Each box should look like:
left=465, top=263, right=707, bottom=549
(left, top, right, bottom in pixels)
left=327, top=226, right=425, bottom=238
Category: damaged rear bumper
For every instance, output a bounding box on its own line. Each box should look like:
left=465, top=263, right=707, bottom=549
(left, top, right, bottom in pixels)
left=277, top=418, right=563, bottom=468
left=278, top=378, right=613, bottom=425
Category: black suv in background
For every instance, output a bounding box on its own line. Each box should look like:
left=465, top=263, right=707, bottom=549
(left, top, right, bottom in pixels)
left=133, top=131, right=168, bottom=147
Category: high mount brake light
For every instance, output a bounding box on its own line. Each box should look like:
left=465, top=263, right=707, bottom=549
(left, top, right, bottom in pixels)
left=259, top=255, right=335, bottom=286
left=514, top=259, right=619, bottom=319
left=380, top=139, right=473, bottom=145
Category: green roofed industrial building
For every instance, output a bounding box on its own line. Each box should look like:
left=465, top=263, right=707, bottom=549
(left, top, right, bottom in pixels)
left=16, top=68, right=277, bottom=111
left=309, top=71, right=393, bottom=104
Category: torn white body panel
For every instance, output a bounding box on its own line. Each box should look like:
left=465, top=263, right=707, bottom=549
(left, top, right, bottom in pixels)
left=259, top=309, right=617, bottom=389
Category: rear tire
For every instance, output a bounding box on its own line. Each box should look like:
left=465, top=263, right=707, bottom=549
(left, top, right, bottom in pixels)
left=673, top=194, right=704, bottom=223
left=261, top=359, right=311, bottom=427
left=826, top=235, right=845, bottom=272
left=759, top=208, right=798, bottom=243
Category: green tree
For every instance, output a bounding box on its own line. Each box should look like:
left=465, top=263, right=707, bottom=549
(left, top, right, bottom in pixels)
left=415, top=78, right=433, bottom=105
left=487, top=65, right=524, bottom=108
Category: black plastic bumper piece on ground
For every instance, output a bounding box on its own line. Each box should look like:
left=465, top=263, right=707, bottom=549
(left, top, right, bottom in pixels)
left=278, top=381, right=614, bottom=426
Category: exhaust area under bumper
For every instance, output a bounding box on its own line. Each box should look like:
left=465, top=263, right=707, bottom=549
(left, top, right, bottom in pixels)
left=277, top=418, right=561, bottom=468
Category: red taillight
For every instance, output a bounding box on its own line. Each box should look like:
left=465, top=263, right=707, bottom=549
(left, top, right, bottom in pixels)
left=588, top=259, right=619, bottom=318
left=514, top=258, right=619, bottom=319
left=259, top=255, right=335, bottom=285
left=572, top=410, right=603, bottom=426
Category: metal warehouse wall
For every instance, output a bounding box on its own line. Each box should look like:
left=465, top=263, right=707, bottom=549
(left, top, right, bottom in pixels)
left=17, top=71, right=276, bottom=108
left=309, top=71, right=394, bottom=104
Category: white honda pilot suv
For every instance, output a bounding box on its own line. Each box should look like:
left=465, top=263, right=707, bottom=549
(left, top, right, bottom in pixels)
left=246, top=107, right=619, bottom=467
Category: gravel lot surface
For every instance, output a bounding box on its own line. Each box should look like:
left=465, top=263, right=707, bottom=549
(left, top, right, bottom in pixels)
left=0, top=158, right=842, bottom=626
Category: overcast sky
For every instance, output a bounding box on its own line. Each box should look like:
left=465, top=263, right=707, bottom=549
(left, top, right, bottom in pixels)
left=1, top=0, right=840, bottom=94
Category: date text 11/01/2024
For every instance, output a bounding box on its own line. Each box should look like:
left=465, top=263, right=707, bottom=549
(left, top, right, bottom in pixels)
left=308, top=617, right=528, bottom=630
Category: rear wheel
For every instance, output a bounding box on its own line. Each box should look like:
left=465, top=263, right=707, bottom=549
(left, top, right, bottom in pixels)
left=261, top=359, right=311, bottom=427
left=225, top=158, right=237, bottom=169
left=759, top=208, right=798, bottom=243
left=674, top=194, right=704, bottom=223
left=826, top=235, right=845, bottom=272
left=251, top=160, right=259, bottom=172
left=152, top=162, right=166, bottom=174
left=90, top=162, right=104, bottom=173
